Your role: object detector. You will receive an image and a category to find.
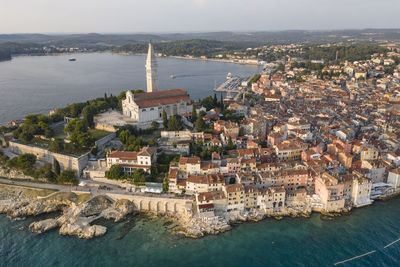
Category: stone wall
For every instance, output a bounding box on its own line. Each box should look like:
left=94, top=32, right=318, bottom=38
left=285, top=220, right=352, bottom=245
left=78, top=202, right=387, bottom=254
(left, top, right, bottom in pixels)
left=106, top=193, right=193, bottom=215
left=94, top=133, right=117, bottom=152
left=9, top=141, right=89, bottom=176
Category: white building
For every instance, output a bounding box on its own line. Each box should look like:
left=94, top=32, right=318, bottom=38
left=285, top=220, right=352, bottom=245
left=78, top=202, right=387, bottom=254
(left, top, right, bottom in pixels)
left=388, top=168, right=400, bottom=189
left=122, top=89, right=192, bottom=123
left=106, top=147, right=157, bottom=173
left=351, top=177, right=373, bottom=207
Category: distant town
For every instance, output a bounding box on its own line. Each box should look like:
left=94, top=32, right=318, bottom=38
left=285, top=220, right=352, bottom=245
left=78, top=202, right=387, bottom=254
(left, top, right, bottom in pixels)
left=1, top=38, right=400, bottom=238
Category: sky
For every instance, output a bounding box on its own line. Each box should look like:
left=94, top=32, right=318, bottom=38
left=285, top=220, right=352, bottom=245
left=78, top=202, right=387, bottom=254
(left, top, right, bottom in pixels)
left=1, top=0, right=400, bottom=34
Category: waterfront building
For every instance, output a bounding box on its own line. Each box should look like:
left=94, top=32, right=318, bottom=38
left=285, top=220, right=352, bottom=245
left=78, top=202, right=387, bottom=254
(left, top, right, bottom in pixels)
left=387, top=168, right=400, bottom=189
left=186, top=174, right=225, bottom=195
left=315, top=172, right=346, bottom=212
left=224, top=184, right=245, bottom=212
left=146, top=41, right=158, bottom=93
left=351, top=177, right=373, bottom=207
left=106, top=147, right=157, bottom=173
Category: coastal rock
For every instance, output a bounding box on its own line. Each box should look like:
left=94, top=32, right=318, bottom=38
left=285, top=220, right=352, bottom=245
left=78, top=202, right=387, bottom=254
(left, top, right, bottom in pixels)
left=29, top=218, right=59, bottom=234
left=59, top=221, right=107, bottom=239
left=80, top=195, right=113, bottom=217
left=101, top=199, right=136, bottom=222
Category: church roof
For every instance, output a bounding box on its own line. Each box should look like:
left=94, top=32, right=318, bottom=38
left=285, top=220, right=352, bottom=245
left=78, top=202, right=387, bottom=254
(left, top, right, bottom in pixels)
left=133, top=89, right=190, bottom=108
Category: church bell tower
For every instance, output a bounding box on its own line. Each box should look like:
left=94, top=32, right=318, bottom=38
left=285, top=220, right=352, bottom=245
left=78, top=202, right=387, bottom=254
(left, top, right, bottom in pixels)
left=146, top=41, right=158, bottom=93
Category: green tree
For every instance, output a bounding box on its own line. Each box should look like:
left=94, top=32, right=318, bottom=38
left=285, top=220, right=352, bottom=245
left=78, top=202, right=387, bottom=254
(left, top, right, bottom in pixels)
left=167, top=116, right=183, bottom=131
left=119, top=129, right=130, bottom=144
left=151, top=121, right=159, bottom=131
left=58, top=170, right=78, bottom=185
left=191, top=105, right=197, bottom=123
left=82, top=105, right=95, bottom=128
left=25, top=114, right=39, bottom=125
left=162, top=110, right=168, bottom=128
left=220, top=93, right=224, bottom=111
left=105, top=165, right=124, bottom=180
left=163, top=177, right=169, bottom=192
left=17, top=153, right=36, bottom=170
left=195, top=116, right=206, bottom=131
left=49, top=139, right=62, bottom=153
left=213, top=93, right=218, bottom=107
left=133, top=169, right=146, bottom=184
left=53, top=158, right=61, bottom=176
left=226, top=136, right=234, bottom=150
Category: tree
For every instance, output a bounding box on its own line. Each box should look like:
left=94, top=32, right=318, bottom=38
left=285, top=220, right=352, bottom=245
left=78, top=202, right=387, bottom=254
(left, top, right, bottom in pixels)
left=151, top=121, right=159, bottom=131
left=53, top=158, right=60, bottom=176
left=82, top=106, right=95, bottom=128
left=49, top=139, right=62, bottom=153
left=91, top=145, right=98, bottom=156
left=17, top=153, right=36, bottom=170
left=37, top=163, right=57, bottom=183
left=133, top=169, right=146, bottom=184
left=191, top=105, right=197, bottom=123
left=58, top=170, right=78, bottom=185
left=105, top=165, right=124, bottom=180
left=226, top=136, right=234, bottom=150
left=162, top=110, right=168, bottom=128
left=119, top=129, right=130, bottom=144
left=229, top=177, right=236, bottom=184
left=167, top=116, right=183, bottom=131
left=195, top=116, right=206, bottom=131
left=213, top=93, right=218, bottom=107
left=163, top=177, right=169, bottom=192
left=220, top=93, right=224, bottom=111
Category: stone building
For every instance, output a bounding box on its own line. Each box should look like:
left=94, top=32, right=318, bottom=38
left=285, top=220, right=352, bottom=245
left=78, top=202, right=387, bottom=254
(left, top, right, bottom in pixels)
left=122, top=89, right=192, bottom=124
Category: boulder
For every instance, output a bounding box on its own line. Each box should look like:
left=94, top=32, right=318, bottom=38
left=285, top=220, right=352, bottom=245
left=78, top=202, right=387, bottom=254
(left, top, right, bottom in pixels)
left=29, top=218, right=59, bottom=234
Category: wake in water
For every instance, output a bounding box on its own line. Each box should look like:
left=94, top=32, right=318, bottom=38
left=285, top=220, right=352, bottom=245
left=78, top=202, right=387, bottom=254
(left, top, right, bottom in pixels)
left=334, top=236, right=400, bottom=265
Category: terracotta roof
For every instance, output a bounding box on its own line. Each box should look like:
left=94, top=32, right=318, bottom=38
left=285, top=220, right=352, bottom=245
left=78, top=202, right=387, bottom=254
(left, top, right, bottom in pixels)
left=108, top=151, right=138, bottom=161
left=133, top=89, right=190, bottom=108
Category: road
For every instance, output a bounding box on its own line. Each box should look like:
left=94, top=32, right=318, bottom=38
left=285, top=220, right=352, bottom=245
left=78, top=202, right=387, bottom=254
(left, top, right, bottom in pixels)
left=0, top=178, right=193, bottom=200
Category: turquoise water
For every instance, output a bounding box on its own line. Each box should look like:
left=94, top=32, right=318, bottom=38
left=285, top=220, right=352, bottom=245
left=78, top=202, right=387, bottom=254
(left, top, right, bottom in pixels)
left=1, top=198, right=399, bottom=266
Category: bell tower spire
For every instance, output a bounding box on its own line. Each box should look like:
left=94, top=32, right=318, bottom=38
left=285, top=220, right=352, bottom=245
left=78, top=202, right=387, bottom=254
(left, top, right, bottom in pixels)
left=146, top=40, right=158, bottom=93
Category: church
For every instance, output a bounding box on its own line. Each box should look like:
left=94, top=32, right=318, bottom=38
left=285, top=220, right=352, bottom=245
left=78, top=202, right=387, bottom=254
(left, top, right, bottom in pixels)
left=122, top=41, right=192, bottom=124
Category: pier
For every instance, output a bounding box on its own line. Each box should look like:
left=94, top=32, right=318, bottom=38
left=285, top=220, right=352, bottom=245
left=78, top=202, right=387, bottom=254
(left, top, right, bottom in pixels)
left=214, top=76, right=250, bottom=93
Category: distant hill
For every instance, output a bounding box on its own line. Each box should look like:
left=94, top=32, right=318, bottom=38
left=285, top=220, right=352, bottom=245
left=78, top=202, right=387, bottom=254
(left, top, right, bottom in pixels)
left=1, top=29, right=400, bottom=47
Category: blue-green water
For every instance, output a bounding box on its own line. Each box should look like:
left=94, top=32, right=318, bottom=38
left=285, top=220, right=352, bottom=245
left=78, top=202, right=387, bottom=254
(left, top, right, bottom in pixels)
left=1, top=198, right=399, bottom=266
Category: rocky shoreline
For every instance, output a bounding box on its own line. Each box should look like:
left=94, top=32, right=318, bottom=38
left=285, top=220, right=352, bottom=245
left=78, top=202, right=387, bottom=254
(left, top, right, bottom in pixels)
left=0, top=183, right=360, bottom=240
left=0, top=185, right=137, bottom=239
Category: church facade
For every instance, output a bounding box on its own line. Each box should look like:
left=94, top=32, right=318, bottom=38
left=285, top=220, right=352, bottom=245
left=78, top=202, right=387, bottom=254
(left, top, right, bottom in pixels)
left=122, top=41, right=192, bottom=124
left=122, top=89, right=192, bottom=123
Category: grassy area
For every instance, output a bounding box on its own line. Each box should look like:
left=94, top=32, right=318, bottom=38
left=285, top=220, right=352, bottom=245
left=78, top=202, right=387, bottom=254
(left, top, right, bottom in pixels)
left=88, top=129, right=113, bottom=141
left=30, top=137, right=51, bottom=149
left=53, top=124, right=67, bottom=139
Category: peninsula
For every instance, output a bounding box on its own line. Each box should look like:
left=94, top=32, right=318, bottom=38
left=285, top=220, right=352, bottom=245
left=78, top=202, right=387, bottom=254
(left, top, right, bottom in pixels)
left=1, top=40, right=400, bottom=239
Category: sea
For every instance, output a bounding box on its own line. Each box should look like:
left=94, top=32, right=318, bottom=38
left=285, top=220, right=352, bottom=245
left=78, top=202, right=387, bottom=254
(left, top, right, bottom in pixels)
left=0, top=53, right=261, bottom=125
left=0, top=53, right=400, bottom=266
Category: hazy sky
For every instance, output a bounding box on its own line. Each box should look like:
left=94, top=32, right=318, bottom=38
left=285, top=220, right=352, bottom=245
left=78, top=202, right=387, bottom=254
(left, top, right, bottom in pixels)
left=1, top=0, right=399, bottom=33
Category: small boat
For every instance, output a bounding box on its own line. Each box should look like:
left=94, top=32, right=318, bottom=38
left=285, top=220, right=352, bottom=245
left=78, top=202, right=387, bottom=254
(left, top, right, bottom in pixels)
left=227, top=72, right=232, bottom=79
left=170, top=75, right=176, bottom=79
left=69, top=58, right=76, bottom=61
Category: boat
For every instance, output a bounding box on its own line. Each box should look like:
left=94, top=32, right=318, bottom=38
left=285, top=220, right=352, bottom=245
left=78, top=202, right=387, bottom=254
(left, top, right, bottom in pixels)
left=69, top=58, right=76, bottom=62
left=170, top=75, right=176, bottom=79
left=227, top=72, right=232, bottom=79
